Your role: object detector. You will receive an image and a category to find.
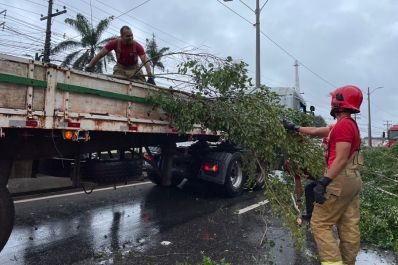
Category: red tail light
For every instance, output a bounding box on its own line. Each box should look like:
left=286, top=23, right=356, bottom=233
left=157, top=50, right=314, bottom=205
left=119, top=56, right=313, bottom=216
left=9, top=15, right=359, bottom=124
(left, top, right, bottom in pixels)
left=203, top=163, right=219, bottom=173
left=129, top=125, right=138, bottom=131
left=144, top=153, right=153, bottom=161
left=67, top=122, right=80, bottom=128
left=26, top=120, right=38, bottom=127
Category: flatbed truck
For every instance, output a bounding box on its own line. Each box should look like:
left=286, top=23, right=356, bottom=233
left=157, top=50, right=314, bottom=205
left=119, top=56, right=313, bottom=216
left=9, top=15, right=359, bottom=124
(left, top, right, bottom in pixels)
left=0, top=54, right=261, bottom=251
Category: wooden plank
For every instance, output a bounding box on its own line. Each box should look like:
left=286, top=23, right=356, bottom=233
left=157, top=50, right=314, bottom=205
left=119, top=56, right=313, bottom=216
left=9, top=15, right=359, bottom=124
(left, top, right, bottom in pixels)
left=0, top=73, right=47, bottom=88
left=44, top=68, right=56, bottom=128
left=56, top=82, right=148, bottom=103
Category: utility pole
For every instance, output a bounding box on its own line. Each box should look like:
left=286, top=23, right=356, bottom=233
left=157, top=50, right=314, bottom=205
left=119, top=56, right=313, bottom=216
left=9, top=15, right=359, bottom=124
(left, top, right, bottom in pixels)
left=367, top=86, right=383, bottom=147
left=367, top=87, right=372, bottom=147
left=255, top=0, right=260, bottom=88
left=294, top=59, right=300, bottom=93
left=384, top=120, right=392, bottom=132
left=223, top=0, right=264, bottom=88
left=41, top=0, right=66, bottom=63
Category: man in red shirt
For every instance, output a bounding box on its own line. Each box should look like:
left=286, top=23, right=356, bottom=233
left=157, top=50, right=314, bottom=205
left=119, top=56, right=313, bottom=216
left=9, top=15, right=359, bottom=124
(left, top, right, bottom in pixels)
left=86, top=25, right=155, bottom=84
left=283, top=85, right=363, bottom=265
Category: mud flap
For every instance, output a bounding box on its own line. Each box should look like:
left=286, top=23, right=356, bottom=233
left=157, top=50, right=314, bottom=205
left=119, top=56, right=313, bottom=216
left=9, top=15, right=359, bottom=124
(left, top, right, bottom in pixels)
left=0, top=186, right=14, bottom=252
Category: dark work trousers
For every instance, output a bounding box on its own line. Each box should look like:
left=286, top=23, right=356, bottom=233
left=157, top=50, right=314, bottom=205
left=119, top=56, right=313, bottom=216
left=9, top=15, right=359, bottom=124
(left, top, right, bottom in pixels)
left=305, top=181, right=317, bottom=217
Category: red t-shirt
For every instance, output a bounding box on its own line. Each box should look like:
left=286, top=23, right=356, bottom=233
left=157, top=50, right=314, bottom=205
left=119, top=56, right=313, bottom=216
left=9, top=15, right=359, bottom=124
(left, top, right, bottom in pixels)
left=105, top=39, right=145, bottom=66
left=327, top=117, right=360, bottom=168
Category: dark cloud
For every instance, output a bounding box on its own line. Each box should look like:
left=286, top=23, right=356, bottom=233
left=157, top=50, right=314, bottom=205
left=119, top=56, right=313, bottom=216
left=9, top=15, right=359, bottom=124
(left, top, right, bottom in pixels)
left=1, top=0, right=396, bottom=135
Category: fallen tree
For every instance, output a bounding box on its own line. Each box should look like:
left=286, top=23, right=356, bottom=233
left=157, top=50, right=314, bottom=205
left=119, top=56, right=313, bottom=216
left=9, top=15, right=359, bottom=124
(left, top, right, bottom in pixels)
left=149, top=55, right=398, bottom=255
left=148, top=55, right=325, bottom=248
left=360, top=146, right=398, bottom=253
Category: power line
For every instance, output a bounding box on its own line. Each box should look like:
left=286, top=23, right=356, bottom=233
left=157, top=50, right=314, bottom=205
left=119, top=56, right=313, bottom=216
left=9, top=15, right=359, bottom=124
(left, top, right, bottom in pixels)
left=215, top=0, right=337, bottom=100
left=216, top=0, right=253, bottom=25
left=260, top=30, right=336, bottom=88
left=384, top=120, right=393, bottom=132
left=260, top=0, right=270, bottom=11
left=372, top=102, right=396, bottom=118
left=51, top=0, right=198, bottom=73
left=20, top=0, right=47, bottom=8
left=112, top=0, right=153, bottom=20
left=4, top=25, right=43, bottom=42
left=0, top=2, right=42, bottom=15
left=94, top=0, right=196, bottom=49
left=56, top=0, right=147, bottom=44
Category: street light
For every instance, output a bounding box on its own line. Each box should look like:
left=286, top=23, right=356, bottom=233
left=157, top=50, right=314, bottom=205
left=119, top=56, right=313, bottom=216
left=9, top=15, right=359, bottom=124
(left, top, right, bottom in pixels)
left=367, top=86, right=383, bottom=147
left=223, top=0, right=267, bottom=89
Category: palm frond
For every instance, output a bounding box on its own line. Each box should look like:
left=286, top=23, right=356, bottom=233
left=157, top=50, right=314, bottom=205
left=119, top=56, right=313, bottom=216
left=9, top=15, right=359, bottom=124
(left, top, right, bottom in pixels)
left=96, top=60, right=104, bottom=73
left=159, top=47, right=170, bottom=54
left=81, top=34, right=97, bottom=48
left=64, top=13, right=90, bottom=37
left=95, top=17, right=113, bottom=39
left=155, top=61, right=165, bottom=72
left=62, top=50, right=82, bottom=66
left=98, top=36, right=118, bottom=46
left=105, top=53, right=116, bottom=62
left=51, top=40, right=82, bottom=54
left=145, top=33, right=170, bottom=74
left=103, top=58, right=108, bottom=72
left=72, top=50, right=90, bottom=70
left=54, top=13, right=116, bottom=72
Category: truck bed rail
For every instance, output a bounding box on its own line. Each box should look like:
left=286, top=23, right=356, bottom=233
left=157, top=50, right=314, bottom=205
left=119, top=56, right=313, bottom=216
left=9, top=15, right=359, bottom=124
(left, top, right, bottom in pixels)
left=0, top=54, right=214, bottom=136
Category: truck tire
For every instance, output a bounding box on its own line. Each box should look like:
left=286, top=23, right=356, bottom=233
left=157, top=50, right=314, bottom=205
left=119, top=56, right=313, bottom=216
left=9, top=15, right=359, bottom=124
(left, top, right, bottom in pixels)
left=82, top=159, right=143, bottom=183
left=253, top=162, right=266, bottom=190
left=223, top=152, right=246, bottom=197
left=147, top=169, right=184, bottom=187
left=38, top=158, right=73, bottom=178
left=0, top=186, right=14, bottom=252
left=253, top=170, right=265, bottom=191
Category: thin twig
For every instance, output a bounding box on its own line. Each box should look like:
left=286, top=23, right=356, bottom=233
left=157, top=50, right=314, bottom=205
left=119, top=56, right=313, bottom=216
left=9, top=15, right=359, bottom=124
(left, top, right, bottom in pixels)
left=376, top=187, right=398, bottom=198
left=259, top=215, right=269, bottom=246
left=291, top=192, right=301, bottom=215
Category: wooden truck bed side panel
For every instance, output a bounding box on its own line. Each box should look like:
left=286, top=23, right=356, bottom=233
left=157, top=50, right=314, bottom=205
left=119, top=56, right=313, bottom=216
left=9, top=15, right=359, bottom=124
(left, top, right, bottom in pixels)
left=0, top=54, right=215, bottom=136
left=0, top=83, right=27, bottom=109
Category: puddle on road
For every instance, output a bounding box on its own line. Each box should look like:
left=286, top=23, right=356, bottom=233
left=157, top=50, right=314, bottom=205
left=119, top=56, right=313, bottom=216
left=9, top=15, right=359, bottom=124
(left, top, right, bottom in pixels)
left=356, top=247, right=397, bottom=265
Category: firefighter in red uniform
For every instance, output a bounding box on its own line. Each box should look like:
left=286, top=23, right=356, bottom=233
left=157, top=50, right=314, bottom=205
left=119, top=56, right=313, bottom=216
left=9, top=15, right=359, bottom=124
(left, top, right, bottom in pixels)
left=86, top=25, right=155, bottom=85
left=284, top=85, right=363, bottom=265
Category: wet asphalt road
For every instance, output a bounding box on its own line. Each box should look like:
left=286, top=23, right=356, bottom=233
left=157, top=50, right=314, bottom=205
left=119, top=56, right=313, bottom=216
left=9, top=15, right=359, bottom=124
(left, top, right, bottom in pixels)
left=1, top=180, right=318, bottom=265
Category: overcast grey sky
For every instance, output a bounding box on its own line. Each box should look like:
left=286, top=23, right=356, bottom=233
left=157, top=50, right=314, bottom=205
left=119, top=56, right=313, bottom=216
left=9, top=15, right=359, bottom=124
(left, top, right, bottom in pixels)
left=1, top=0, right=397, bottom=138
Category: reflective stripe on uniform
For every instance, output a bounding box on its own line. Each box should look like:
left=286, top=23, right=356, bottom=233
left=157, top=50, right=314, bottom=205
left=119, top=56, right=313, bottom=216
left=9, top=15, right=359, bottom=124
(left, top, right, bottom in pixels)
left=321, top=262, right=343, bottom=265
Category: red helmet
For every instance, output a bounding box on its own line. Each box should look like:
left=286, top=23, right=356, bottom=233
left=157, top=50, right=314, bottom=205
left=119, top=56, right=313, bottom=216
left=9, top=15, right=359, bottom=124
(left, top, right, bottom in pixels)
left=330, top=85, right=363, bottom=117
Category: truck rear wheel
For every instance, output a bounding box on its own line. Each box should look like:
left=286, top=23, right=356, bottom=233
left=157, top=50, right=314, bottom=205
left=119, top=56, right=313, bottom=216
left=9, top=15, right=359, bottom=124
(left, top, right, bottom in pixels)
left=253, top=164, right=266, bottom=191
left=82, top=159, right=143, bottom=183
left=252, top=172, right=265, bottom=191
left=223, top=152, right=245, bottom=197
left=147, top=169, right=184, bottom=187
left=0, top=186, right=14, bottom=252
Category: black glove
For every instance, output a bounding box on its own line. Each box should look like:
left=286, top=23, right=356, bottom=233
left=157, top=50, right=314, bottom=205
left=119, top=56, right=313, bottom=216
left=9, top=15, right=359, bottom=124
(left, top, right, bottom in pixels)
left=84, top=65, right=94, bottom=72
left=147, top=76, right=156, bottom=85
left=313, top=176, right=332, bottom=204
left=283, top=119, right=300, bottom=132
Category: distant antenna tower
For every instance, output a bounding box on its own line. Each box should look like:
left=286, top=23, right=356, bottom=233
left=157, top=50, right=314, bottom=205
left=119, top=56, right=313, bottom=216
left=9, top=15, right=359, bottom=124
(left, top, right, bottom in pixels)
left=0, top=10, right=6, bottom=30
left=294, top=59, right=300, bottom=93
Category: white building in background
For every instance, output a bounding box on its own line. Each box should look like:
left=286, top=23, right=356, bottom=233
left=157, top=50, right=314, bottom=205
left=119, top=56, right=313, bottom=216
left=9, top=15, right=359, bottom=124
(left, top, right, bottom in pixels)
left=271, top=87, right=309, bottom=113
left=362, top=137, right=385, bottom=147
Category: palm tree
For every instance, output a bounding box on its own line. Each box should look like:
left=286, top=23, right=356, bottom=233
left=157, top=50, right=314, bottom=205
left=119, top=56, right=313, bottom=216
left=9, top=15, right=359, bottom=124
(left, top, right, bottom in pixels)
left=51, top=13, right=116, bottom=73
left=145, top=34, right=170, bottom=74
